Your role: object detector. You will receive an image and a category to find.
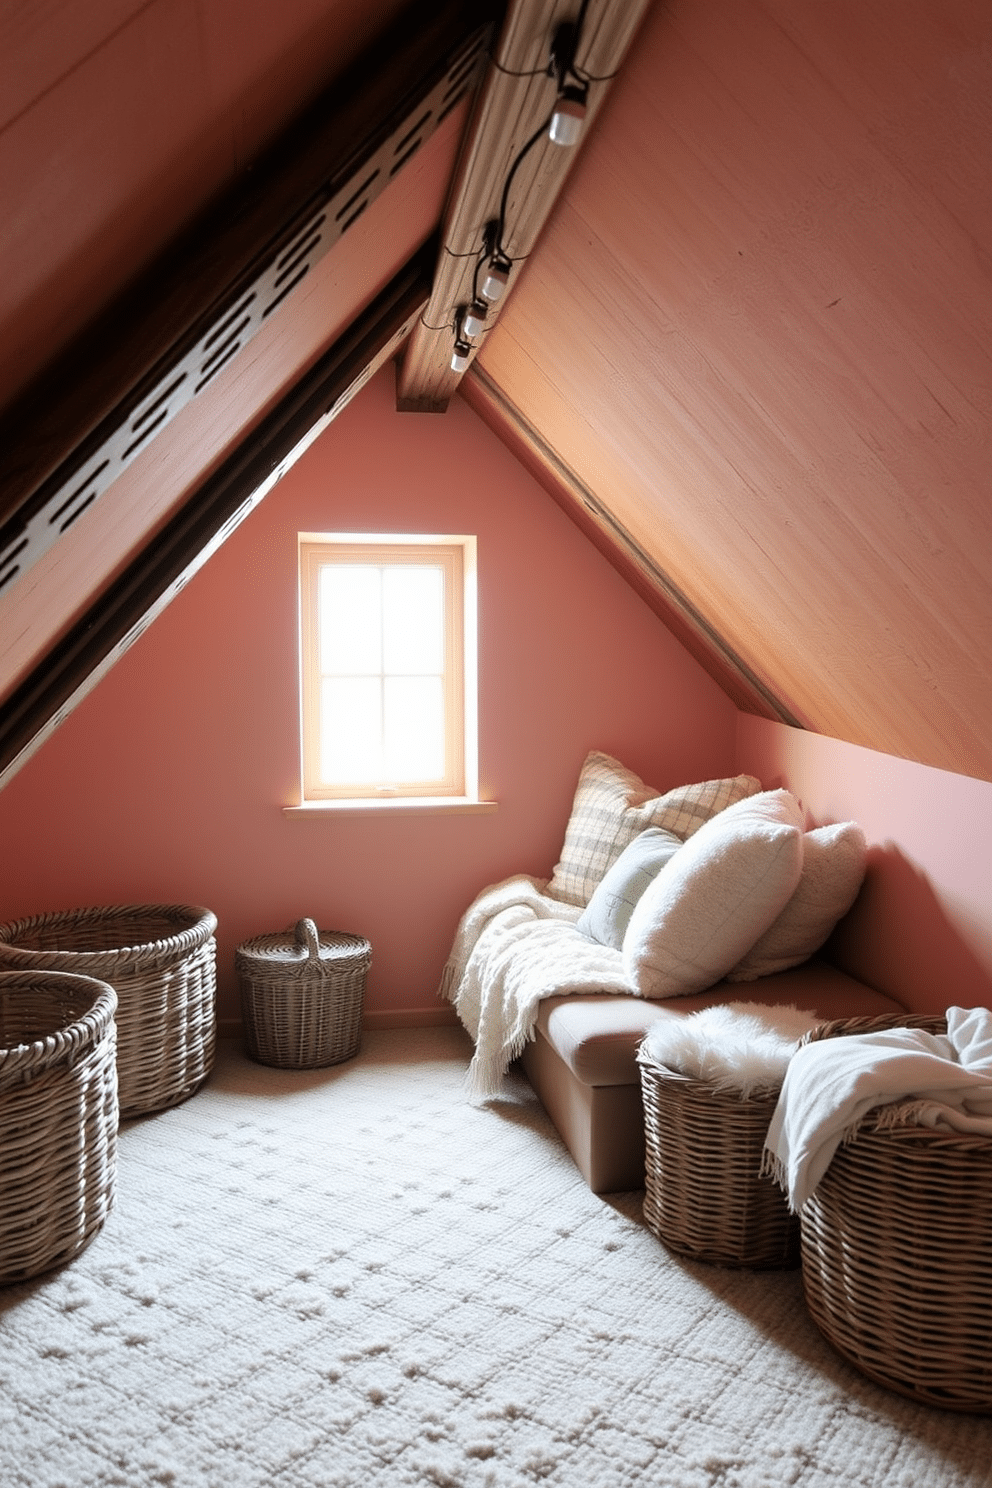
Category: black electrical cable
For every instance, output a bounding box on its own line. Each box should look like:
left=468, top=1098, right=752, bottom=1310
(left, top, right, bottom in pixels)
left=495, top=113, right=554, bottom=260
left=487, top=54, right=550, bottom=79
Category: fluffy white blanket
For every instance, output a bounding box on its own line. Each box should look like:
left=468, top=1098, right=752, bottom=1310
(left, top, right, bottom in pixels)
left=763, top=1005, right=992, bottom=1211
left=439, top=875, right=631, bottom=1098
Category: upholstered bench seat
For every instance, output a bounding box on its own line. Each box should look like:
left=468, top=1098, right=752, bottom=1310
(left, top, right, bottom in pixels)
left=520, top=960, right=906, bottom=1192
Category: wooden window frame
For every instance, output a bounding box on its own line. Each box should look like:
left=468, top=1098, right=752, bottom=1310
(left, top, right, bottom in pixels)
left=298, top=533, right=477, bottom=803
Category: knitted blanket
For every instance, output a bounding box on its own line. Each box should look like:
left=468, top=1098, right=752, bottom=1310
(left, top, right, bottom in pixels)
left=439, top=875, right=631, bottom=1098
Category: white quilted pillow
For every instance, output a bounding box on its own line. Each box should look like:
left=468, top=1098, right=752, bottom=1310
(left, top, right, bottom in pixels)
left=726, top=821, right=867, bottom=981
left=623, top=789, right=805, bottom=999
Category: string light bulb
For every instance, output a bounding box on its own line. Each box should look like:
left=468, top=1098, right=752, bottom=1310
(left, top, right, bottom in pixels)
left=450, top=338, right=472, bottom=374
left=480, top=258, right=510, bottom=303
left=549, top=83, right=588, bottom=146
left=462, top=301, right=488, bottom=339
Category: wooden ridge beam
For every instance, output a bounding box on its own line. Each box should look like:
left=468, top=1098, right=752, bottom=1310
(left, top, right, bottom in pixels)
left=396, top=0, right=652, bottom=412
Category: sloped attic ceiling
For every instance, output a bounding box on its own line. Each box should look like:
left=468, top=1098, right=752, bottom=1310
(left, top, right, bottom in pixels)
left=1, top=0, right=990, bottom=786
left=464, top=0, right=992, bottom=782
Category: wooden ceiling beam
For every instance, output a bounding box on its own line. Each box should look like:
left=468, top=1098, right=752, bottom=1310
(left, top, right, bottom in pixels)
left=0, top=0, right=494, bottom=599
left=396, top=0, right=652, bottom=412
left=0, top=252, right=434, bottom=794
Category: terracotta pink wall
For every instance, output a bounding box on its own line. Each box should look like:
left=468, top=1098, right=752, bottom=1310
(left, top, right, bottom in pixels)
left=0, top=366, right=738, bottom=1026
left=736, top=714, right=992, bottom=1015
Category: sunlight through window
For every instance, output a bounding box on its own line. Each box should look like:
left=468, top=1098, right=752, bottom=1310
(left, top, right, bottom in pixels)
left=299, top=536, right=476, bottom=802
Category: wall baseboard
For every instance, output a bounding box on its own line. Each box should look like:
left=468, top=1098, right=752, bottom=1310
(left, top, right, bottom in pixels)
left=217, top=1006, right=461, bottom=1041
left=363, top=1006, right=461, bottom=1030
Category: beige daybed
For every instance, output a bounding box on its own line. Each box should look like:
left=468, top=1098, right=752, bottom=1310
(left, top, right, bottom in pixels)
left=521, top=960, right=904, bottom=1192
left=443, top=751, right=906, bottom=1192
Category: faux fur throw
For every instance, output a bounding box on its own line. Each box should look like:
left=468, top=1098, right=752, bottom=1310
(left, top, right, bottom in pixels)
left=439, top=875, right=631, bottom=1099
left=763, top=1005, right=992, bottom=1211
left=638, top=1002, right=821, bottom=1097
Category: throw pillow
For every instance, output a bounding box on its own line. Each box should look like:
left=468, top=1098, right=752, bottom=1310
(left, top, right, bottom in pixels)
left=726, top=821, right=867, bottom=981
left=546, top=750, right=762, bottom=907
left=576, top=827, right=684, bottom=950
left=622, top=789, right=804, bottom=999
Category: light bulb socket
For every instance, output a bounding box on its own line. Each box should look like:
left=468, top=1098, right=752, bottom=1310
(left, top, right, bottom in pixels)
left=480, top=260, right=510, bottom=303
left=451, top=338, right=472, bottom=374
left=549, top=84, right=587, bottom=147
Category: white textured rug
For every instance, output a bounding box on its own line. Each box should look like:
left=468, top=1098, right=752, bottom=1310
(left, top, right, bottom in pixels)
left=2, top=1028, right=990, bottom=1488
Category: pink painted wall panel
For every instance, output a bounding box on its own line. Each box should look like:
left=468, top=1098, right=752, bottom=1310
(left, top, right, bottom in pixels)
left=0, top=366, right=738, bottom=1026
left=736, top=714, right=992, bottom=1015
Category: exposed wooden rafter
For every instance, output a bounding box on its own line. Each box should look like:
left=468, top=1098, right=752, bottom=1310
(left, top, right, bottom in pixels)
left=0, top=0, right=494, bottom=603
left=0, top=253, right=434, bottom=794
left=396, top=0, right=652, bottom=412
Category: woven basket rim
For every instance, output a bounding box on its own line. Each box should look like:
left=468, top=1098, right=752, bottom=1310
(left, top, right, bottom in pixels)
left=636, top=1048, right=783, bottom=1101
left=0, top=903, right=217, bottom=965
left=0, top=969, right=118, bottom=1091
left=799, top=1012, right=992, bottom=1144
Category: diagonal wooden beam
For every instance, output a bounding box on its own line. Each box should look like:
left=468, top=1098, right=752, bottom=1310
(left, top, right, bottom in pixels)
left=0, top=253, right=433, bottom=794
left=396, top=0, right=652, bottom=412
left=0, top=0, right=493, bottom=598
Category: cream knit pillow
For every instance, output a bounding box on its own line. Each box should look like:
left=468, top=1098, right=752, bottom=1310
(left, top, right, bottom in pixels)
left=546, top=750, right=761, bottom=908
left=623, top=789, right=804, bottom=999
left=727, top=821, right=867, bottom=981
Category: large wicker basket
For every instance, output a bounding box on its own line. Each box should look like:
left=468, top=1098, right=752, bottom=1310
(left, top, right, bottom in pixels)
left=1, top=969, right=118, bottom=1285
left=638, top=1050, right=800, bottom=1269
left=0, top=905, right=217, bottom=1119
left=236, top=919, right=370, bottom=1069
left=798, top=1013, right=992, bottom=1413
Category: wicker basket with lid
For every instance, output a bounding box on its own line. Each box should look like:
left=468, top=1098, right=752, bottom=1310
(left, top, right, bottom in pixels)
left=236, top=919, right=370, bottom=1068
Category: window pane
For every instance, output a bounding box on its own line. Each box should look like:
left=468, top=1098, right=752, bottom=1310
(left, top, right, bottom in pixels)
left=384, top=677, right=444, bottom=782
left=319, top=566, right=381, bottom=674
left=383, top=566, right=444, bottom=675
left=320, top=677, right=381, bottom=783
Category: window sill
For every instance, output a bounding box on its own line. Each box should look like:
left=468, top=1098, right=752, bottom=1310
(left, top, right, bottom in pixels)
left=284, top=797, right=498, bottom=818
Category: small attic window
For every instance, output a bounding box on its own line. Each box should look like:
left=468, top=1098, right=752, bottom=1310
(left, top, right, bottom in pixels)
left=297, top=533, right=479, bottom=805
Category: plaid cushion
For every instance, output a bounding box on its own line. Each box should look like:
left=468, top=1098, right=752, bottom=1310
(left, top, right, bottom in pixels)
left=546, top=751, right=762, bottom=907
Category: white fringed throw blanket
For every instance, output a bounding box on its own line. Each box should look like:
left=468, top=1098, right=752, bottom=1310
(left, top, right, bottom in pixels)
left=763, top=1005, right=992, bottom=1210
left=439, top=875, right=631, bottom=1098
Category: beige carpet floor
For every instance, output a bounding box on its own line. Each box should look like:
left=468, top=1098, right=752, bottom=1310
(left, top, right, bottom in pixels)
left=1, top=1026, right=989, bottom=1488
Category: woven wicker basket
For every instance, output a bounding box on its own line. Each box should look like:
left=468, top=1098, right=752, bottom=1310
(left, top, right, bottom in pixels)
left=236, top=919, right=370, bottom=1069
left=0, top=904, right=217, bottom=1119
left=798, top=1013, right=992, bottom=1413
left=1, top=969, right=118, bottom=1286
left=638, top=1049, right=799, bottom=1269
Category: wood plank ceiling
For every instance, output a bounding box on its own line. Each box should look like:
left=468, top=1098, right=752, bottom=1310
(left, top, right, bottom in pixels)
left=464, top=0, right=992, bottom=782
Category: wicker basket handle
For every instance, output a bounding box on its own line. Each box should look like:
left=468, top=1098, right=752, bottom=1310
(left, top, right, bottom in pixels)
left=294, top=918, right=322, bottom=964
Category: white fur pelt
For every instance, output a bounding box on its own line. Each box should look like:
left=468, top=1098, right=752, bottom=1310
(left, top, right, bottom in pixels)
left=439, top=875, right=631, bottom=1099
left=639, top=1002, right=821, bottom=1097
